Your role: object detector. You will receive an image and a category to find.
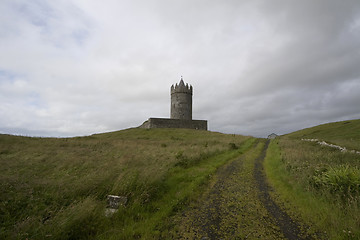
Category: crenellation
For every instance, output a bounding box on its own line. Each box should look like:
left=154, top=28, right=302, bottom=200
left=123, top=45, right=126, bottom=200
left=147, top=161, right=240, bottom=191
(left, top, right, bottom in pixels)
left=171, top=79, right=193, bottom=95
left=171, top=78, right=193, bottom=120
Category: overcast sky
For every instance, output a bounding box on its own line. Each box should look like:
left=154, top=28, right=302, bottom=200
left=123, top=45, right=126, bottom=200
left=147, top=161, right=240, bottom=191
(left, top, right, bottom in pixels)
left=1, top=0, right=360, bottom=137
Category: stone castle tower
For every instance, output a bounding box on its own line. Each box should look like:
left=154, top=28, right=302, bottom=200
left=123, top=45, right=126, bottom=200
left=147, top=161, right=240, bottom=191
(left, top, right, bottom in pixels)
left=140, top=77, right=207, bottom=130
left=171, top=77, right=192, bottom=120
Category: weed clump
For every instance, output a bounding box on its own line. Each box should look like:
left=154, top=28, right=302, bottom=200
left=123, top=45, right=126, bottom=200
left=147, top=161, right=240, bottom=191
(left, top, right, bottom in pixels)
left=228, top=143, right=238, bottom=150
left=311, top=165, right=360, bottom=198
left=174, top=151, right=222, bottom=168
left=174, top=151, right=199, bottom=168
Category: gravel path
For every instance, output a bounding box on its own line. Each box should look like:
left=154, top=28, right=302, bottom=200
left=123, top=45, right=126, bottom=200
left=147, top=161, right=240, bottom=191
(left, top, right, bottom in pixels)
left=174, top=140, right=316, bottom=239
left=254, top=140, right=312, bottom=240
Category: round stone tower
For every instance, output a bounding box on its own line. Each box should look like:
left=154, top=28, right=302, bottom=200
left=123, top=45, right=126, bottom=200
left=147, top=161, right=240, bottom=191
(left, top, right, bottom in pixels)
left=170, top=77, right=193, bottom=120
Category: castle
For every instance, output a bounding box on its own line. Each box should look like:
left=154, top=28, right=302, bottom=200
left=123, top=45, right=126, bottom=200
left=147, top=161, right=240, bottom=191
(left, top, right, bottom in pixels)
left=140, top=77, right=207, bottom=130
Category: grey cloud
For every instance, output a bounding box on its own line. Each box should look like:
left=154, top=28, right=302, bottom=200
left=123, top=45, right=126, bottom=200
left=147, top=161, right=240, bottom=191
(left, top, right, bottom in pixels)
left=1, top=0, right=360, bottom=137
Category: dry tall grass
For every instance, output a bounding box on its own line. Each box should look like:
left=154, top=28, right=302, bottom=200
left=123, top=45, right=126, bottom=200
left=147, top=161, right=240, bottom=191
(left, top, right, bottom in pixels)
left=265, top=120, right=360, bottom=239
left=0, top=128, right=250, bottom=239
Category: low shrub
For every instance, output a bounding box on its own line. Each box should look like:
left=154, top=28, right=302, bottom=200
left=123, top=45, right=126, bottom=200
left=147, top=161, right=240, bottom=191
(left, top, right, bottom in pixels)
left=311, top=165, right=360, bottom=197
left=228, top=143, right=238, bottom=150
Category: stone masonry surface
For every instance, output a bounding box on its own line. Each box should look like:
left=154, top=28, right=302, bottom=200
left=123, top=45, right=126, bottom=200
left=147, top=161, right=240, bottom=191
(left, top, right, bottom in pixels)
left=140, top=118, right=207, bottom=130
left=171, top=78, right=192, bottom=120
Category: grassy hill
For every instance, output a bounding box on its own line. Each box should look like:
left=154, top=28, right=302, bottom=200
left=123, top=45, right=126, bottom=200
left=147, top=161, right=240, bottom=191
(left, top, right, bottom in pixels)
left=2, top=120, right=360, bottom=239
left=265, top=119, right=360, bottom=239
left=284, top=119, right=360, bottom=150
left=0, top=128, right=252, bottom=239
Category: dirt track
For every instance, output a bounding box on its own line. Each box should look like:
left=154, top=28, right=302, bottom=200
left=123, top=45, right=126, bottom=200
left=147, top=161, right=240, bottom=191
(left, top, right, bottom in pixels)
left=175, top=140, right=315, bottom=239
left=254, top=140, right=312, bottom=240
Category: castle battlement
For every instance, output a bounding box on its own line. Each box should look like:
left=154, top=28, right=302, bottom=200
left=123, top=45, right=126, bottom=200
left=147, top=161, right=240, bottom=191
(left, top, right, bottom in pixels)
left=171, top=78, right=193, bottom=95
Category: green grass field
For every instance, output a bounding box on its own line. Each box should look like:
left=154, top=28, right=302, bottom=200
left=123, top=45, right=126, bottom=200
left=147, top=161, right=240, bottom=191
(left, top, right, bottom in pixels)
left=265, top=119, right=360, bottom=239
left=285, top=119, right=360, bottom=150
left=0, top=128, right=251, bottom=239
left=1, top=119, right=360, bottom=239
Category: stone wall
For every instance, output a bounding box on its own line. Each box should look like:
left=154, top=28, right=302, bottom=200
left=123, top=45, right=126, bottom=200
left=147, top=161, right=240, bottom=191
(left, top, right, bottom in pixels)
left=140, top=118, right=207, bottom=130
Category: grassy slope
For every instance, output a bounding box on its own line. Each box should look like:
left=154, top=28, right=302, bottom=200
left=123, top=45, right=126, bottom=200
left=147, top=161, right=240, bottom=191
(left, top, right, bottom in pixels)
left=285, top=119, right=360, bottom=150
left=265, top=119, right=360, bottom=239
left=3, top=119, right=359, bottom=239
left=0, top=128, right=251, bottom=239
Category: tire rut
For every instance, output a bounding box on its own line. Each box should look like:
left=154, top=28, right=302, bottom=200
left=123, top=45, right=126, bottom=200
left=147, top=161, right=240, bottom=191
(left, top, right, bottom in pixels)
left=174, top=140, right=315, bottom=239
left=254, top=140, right=312, bottom=240
left=175, top=142, right=283, bottom=239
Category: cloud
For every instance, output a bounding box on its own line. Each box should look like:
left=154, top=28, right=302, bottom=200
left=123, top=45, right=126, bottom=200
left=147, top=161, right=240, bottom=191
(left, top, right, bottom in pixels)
left=0, top=0, right=360, bottom=137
